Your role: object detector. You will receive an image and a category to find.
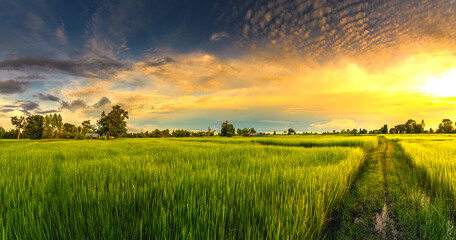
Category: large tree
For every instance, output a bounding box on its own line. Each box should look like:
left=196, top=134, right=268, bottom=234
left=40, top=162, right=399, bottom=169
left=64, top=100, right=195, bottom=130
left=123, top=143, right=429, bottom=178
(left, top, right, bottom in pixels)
left=220, top=120, right=235, bottom=137
left=62, top=123, right=78, bottom=139
left=439, top=119, right=454, bottom=133
left=51, top=114, right=63, bottom=138
left=11, top=116, right=26, bottom=140
left=81, top=120, right=95, bottom=134
left=97, top=105, right=129, bottom=139
left=43, top=115, right=54, bottom=140
left=24, top=115, right=44, bottom=139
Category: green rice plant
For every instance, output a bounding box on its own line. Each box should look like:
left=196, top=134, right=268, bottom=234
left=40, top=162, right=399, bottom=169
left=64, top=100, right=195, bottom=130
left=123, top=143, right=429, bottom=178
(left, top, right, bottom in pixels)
left=0, top=139, right=364, bottom=239
left=399, top=140, right=456, bottom=204
left=170, top=135, right=378, bottom=150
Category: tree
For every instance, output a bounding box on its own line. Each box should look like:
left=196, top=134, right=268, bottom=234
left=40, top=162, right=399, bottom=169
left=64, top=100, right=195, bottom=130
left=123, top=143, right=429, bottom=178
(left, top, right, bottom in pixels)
left=82, top=120, right=95, bottom=134
left=0, top=126, right=5, bottom=139
left=97, top=105, right=129, bottom=139
left=51, top=114, right=63, bottom=138
left=439, top=119, right=454, bottom=133
left=11, top=116, right=26, bottom=140
left=24, top=115, right=44, bottom=139
left=405, top=119, right=416, bottom=133
left=220, top=120, right=235, bottom=137
left=273, top=131, right=276, bottom=135
left=62, top=123, right=78, bottom=139
left=287, top=128, right=296, bottom=135
left=43, top=115, right=54, bottom=140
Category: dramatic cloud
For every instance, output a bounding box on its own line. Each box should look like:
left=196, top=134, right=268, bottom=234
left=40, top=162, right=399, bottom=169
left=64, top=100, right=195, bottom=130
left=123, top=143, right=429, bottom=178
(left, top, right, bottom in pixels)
left=60, top=99, right=87, bottom=111
left=210, top=32, right=230, bottom=41
left=0, top=57, right=127, bottom=79
left=34, top=93, right=60, bottom=102
left=7, top=100, right=41, bottom=115
left=0, top=80, right=31, bottom=94
left=93, top=97, right=111, bottom=108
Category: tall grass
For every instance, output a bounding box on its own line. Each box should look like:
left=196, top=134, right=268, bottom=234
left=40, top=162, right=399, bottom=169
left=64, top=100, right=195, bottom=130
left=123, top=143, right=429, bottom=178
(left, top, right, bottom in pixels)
left=399, top=140, right=456, bottom=201
left=0, top=139, right=364, bottom=239
left=170, top=135, right=378, bottom=150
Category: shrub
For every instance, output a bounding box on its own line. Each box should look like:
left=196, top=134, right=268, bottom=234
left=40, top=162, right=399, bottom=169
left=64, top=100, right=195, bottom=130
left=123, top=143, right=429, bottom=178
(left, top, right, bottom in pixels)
left=109, top=136, right=115, bottom=140
left=75, top=133, right=85, bottom=140
left=100, top=135, right=107, bottom=140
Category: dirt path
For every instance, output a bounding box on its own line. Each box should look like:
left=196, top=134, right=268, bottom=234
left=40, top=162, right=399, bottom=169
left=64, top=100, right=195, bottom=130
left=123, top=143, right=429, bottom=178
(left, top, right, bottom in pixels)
left=327, top=137, right=455, bottom=239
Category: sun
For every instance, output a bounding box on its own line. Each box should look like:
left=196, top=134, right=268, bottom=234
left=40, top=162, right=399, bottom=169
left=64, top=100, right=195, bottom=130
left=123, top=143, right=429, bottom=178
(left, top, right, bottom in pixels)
left=420, top=69, right=456, bottom=97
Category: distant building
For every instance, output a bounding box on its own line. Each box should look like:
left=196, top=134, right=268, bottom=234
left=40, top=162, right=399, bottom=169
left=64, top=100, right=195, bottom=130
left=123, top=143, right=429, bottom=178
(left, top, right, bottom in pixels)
left=85, top=133, right=99, bottom=139
left=249, top=133, right=265, bottom=137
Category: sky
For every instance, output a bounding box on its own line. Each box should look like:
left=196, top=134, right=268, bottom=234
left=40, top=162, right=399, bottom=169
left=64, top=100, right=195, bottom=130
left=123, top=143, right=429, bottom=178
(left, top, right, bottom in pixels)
left=1, top=0, right=456, bottom=133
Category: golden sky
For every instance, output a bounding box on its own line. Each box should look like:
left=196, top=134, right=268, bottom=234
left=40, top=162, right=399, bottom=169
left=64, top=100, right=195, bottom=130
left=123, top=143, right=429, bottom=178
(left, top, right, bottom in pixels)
left=1, top=0, right=456, bottom=132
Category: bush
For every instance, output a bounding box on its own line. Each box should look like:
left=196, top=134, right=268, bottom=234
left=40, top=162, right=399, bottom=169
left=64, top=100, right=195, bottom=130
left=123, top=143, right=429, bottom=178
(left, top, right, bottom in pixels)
left=227, top=132, right=233, bottom=137
left=75, top=133, right=85, bottom=140
left=100, top=135, right=107, bottom=140
left=109, top=136, right=115, bottom=140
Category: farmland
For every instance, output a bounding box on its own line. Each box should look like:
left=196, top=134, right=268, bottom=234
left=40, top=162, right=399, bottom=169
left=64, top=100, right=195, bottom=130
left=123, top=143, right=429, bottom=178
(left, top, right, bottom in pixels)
left=2, top=135, right=456, bottom=239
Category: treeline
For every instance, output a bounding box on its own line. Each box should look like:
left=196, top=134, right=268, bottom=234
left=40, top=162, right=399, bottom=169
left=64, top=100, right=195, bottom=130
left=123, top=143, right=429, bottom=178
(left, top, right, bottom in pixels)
left=389, top=119, right=456, bottom=134
left=0, top=105, right=129, bottom=140
left=123, top=128, right=216, bottom=138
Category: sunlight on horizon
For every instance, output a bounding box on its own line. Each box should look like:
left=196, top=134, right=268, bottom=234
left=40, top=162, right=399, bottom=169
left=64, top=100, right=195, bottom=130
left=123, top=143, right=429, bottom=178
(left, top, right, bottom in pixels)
left=420, top=69, right=456, bottom=97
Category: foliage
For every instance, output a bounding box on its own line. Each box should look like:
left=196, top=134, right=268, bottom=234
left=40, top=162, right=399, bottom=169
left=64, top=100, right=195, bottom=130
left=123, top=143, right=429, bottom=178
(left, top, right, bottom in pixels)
left=220, top=120, right=235, bottom=137
left=11, top=116, right=26, bottom=140
left=100, top=135, right=108, bottom=140
left=237, top=127, right=256, bottom=136
left=74, top=133, right=86, bottom=140
left=287, top=128, right=296, bottom=135
left=23, top=115, right=44, bottom=139
left=97, top=105, right=129, bottom=139
left=62, top=123, right=78, bottom=139
left=43, top=115, right=54, bottom=139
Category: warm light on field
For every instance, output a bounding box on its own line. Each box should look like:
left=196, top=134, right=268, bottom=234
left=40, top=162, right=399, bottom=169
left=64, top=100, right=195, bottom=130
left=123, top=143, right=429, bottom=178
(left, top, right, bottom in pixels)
left=420, top=69, right=456, bottom=97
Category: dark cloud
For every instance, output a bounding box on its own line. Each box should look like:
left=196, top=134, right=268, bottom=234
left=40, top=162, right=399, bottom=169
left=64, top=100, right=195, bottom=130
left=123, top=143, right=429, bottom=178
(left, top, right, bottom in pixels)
left=60, top=99, right=87, bottom=111
left=145, top=57, right=175, bottom=67
left=9, top=100, right=41, bottom=115
left=93, top=96, right=111, bottom=108
left=35, top=110, right=60, bottom=114
left=17, top=101, right=39, bottom=111
left=0, top=80, right=31, bottom=94
left=33, top=93, right=60, bottom=102
left=210, top=32, right=230, bottom=41
left=0, top=108, right=15, bottom=113
left=15, top=75, right=46, bottom=80
left=0, top=57, right=127, bottom=78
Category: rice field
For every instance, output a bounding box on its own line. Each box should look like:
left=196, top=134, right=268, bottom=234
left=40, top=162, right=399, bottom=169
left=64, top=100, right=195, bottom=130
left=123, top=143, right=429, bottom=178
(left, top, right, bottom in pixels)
left=0, top=136, right=374, bottom=239
left=397, top=137, right=456, bottom=202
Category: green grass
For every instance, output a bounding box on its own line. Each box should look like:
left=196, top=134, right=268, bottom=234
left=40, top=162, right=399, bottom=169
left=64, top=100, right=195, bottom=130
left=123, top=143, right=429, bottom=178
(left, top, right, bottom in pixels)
left=0, top=138, right=366, bottom=239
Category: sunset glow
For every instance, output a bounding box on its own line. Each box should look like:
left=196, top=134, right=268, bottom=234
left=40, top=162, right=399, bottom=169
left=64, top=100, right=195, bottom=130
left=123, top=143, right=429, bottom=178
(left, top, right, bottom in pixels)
left=1, top=0, right=456, bottom=132
left=420, top=70, right=456, bottom=97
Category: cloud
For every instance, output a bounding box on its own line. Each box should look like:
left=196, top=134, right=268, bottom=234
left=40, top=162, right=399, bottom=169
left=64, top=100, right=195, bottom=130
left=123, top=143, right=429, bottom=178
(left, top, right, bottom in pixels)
left=9, top=100, right=40, bottom=115
left=210, top=32, right=230, bottom=41
left=144, top=56, right=175, bottom=67
left=56, top=28, right=68, bottom=44
left=35, top=110, right=60, bottom=114
left=0, top=80, right=31, bottom=94
left=33, top=93, right=60, bottom=102
left=93, top=96, right=111, bottom=108
left=0, top=57, right=127, bottom=79
left=310, top=119, right=358, bottom=130
left=0, top=108, right=15, bottom=113
left=60, top=99, right=87, bottom=111
left=15, top=75, right=46, bottom=81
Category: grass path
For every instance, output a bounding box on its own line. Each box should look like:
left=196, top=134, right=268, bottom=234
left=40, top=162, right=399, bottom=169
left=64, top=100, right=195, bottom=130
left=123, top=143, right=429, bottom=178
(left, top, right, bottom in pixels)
left=328, top=137, right=456, bottom=239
